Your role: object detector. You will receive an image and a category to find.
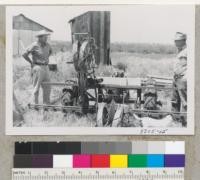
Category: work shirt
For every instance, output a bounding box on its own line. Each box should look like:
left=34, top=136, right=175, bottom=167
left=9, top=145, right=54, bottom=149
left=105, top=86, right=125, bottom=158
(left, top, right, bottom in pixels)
left=24, top=41, right=52, bottom=65
left=174, top=46, right=187, bottom=80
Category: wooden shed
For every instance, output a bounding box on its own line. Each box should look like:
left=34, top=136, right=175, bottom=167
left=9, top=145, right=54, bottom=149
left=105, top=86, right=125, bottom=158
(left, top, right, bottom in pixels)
left=13, top=14, right=53, bottom=56
left=69, top=11, right=111, bottom=65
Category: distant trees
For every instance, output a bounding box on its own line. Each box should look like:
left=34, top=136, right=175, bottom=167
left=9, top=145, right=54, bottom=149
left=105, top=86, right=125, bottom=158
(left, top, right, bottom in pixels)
left=110, top=42, right=176, bottom=55
left=50, top=41, right=176, bottom=55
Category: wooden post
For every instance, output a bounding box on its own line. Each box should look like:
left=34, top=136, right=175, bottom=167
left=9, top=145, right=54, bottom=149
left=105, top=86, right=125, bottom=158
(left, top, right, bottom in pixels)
left=105, top=12, right=111, bottom=65
left=99, top=12, right=105, bottom=65
left=17, top=30, right=20, bottom=56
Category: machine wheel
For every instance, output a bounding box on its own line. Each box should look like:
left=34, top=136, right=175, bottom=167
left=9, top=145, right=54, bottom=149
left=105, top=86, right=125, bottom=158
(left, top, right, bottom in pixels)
left=102, top=106, right=110, bottom=126
left=61, top=89, right=74, bottom=106
left=102, top=99, right=116, bottom=126
left=143, top=96, right=157, bottom=110
left=77, top=94, right=89, bottom=114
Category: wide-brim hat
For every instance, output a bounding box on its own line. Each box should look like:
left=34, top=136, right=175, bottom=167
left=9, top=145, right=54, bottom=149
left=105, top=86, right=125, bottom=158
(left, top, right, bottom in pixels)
left=174, top=32, right=187, bottom=41
left=36, top=30, right=51, bottom=37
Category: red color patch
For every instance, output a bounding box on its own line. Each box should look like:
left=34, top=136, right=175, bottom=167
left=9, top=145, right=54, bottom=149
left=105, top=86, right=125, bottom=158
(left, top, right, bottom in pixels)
left=91, top=155, right=110, bottom=168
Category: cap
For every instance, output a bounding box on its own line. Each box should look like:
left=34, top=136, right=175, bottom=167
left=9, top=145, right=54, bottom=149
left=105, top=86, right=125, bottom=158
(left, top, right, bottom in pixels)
left=174, top=32, right=187, bottom=41
left=35, top=30, right=51, bottom=37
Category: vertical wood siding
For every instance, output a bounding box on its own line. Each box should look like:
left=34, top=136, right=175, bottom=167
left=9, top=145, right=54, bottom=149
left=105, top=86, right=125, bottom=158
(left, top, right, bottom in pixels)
left=69, top=11, right=110, bottom=65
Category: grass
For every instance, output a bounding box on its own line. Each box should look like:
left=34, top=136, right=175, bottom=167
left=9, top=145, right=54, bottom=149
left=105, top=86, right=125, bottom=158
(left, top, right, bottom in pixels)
left=111, top=52, right=175, bottom=78
left=13, top=43, right=180, bottom=127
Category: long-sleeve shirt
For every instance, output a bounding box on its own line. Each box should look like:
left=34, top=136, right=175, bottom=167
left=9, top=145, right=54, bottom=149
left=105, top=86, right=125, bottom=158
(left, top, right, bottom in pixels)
left=174, top=46, right=187, bottom=80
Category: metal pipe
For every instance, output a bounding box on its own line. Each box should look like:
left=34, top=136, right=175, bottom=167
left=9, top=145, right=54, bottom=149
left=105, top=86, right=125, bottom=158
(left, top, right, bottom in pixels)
left=73, top=32, right=89, bottom=35
left=147, top=75, right=173, bottom=81
left=41, top=82, right=78, bottom=86
left=130, top=108, right=187, bottom=115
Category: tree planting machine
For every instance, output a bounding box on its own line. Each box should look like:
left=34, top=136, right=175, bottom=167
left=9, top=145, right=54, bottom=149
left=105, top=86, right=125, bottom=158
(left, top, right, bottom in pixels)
left=28, top=11, right=187, bottom=127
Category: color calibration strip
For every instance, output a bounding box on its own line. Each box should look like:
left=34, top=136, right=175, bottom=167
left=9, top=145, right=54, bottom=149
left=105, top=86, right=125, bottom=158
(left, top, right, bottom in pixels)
left=15, top=141, right=185, bottom=154
left=14, top=141, right=185, bottom=168
left=14, top=154, right=185, bottom=168
left=12, top=168, right=184, bottom=180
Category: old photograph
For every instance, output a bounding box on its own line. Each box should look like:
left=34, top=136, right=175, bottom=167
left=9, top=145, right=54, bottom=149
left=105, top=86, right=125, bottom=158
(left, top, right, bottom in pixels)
left=6, top=5, right=195, bottom=135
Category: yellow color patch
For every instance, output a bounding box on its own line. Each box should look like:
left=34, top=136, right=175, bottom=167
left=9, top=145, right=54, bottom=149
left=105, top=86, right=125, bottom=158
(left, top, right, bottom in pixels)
left=110, top=155, right=128, bottom=168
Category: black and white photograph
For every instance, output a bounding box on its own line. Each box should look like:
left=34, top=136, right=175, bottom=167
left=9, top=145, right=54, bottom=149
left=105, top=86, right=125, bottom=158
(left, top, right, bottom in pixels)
left=6, top=5, right=195, bottom=135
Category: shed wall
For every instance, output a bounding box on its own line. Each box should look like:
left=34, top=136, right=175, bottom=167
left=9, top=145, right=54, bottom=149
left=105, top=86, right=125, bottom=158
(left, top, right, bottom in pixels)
left=13, top=15, right=52, bottom=56
left=13, top=29, right=37, bottom=56
left=70, top=11, right=110, bottom=65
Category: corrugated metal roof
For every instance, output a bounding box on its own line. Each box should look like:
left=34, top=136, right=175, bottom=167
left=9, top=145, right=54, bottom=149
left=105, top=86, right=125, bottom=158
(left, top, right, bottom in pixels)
left=13, top=13, right=53, bottom=32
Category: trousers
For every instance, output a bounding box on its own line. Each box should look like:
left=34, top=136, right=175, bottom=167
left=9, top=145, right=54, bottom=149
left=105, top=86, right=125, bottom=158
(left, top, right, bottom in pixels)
left=171, top=78, right=187, bottom=112
left=32, top=65, right=51, bottom=104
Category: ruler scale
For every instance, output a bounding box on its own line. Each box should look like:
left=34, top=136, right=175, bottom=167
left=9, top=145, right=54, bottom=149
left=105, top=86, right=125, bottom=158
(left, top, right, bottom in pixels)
left=12, top=168, right=184, bottom=180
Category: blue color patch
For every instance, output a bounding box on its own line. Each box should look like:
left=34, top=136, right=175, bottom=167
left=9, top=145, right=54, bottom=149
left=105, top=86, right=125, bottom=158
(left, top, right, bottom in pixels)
left=147, top=154, right=164, bottom=167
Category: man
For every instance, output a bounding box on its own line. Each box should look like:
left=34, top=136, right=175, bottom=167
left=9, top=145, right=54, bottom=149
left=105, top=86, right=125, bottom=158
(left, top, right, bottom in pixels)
left=172, top=32, right=187, bottom=115
left=22, top=30, right=52, bottom=104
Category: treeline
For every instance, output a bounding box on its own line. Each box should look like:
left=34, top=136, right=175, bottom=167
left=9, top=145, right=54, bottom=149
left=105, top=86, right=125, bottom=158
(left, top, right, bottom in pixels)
left=110, top=42, right=176, bottom=54
left=50, top=41, right=72, bottom=54
left=51, top=41, right=177, bottom=55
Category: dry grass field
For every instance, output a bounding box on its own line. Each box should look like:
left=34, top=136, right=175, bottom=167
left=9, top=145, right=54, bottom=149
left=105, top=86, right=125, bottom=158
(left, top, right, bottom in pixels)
left=13, top=43, right=183, bottom=127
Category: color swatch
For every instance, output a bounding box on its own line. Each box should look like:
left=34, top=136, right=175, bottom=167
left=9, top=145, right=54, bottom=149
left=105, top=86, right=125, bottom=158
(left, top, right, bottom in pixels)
left=53, top=155, right=73, bottom=168
left=110, top=155, right=128, bottom=168
left=147, top=155, right=164, bottom=167
left=91, top=155, right=110, bottom=168
left=164, top=155, right=185, bottom=167
left=128, top=155, right=147, bottom=167
left=73, top=155, right=91, bottom=168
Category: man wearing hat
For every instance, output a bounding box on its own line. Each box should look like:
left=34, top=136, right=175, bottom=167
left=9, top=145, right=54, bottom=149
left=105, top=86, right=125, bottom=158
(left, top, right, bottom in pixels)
left=22, top=30, right=52, bottom=104
left=172, top=32, right=187, bottom=118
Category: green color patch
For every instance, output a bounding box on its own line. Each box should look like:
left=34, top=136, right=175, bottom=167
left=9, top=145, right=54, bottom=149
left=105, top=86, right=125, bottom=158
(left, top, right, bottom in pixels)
left=128, top=154, right=147, bottom=167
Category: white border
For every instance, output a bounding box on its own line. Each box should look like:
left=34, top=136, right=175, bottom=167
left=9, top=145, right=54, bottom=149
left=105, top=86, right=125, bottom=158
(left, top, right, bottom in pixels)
left=1, top=0, right=200, bottom=5
left=6, top=5, right=195, bottom=135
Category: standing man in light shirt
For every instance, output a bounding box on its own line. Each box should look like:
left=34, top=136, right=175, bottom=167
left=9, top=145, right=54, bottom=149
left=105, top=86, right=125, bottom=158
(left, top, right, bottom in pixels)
left=22, top=30, right=53, bottom=104
left=172, top=32, right=187, bottom=116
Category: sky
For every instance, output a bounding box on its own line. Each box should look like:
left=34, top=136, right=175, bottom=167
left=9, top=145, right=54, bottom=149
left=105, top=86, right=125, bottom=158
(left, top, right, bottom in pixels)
left=7, top=5, right=195, bottom=44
